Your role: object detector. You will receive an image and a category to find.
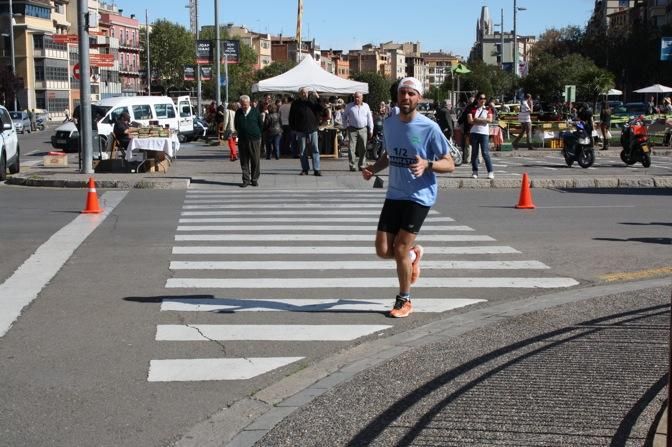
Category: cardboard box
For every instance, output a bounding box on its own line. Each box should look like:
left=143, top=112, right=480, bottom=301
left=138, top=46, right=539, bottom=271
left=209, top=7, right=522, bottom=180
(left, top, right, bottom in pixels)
left=43, top=153, right=68, bottom=167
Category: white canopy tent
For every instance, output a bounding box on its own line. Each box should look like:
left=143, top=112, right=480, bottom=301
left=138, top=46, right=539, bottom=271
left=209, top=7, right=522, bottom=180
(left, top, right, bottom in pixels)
left=633, top=84, right=672, bottom=93
left=251, top=55, right=369, bottom=95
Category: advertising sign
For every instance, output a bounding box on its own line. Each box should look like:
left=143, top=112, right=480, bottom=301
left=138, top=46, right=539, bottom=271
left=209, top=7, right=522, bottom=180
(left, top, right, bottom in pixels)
left=200, top=66, right=212, bottom=81
left=220, top=40, right=240, bottom=64
left=661, top=37, right=672, bottom=61
left=196, top=40, right=212, bottom=65
left=184, top=65, right=195, bottom=81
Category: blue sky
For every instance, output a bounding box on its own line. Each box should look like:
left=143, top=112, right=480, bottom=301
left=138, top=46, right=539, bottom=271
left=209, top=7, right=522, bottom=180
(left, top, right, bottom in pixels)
left=125, top=0, right=596, bottom=58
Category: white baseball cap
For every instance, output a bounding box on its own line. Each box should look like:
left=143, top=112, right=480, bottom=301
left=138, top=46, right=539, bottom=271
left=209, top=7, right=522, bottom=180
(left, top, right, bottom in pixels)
left=398, top=77, right=423, bottom=96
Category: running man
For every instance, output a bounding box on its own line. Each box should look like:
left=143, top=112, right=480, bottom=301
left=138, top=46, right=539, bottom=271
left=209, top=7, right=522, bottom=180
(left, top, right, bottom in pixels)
left=362, top=77, right=455, bottom=318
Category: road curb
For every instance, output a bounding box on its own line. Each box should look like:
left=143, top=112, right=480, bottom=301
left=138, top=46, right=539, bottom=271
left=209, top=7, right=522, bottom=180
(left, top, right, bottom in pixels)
left=172, top=277, right=671, bottom=447
left=5, top=175, right=190, bottom=189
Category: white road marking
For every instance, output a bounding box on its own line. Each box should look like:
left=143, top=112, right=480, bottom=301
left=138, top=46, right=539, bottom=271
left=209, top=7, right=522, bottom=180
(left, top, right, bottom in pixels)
left=169, top=260, right=549, bottom=270
left=183, top=203, right=384, bottom=209
left=187, top=189, right=386, bottom=194
left=543, top=167, right=558, bottom=171
left=147, top=357, right=304, bottom=382
left=166, top=277, right=579, bottom=289
left=182, top=210, right=434, bottom=216
left=172, top=245, right=520, bottom=255
left=184, top=198, right=384, bottom=204
left=535, top=205, right=636, bottom=209
left=160, top=298, right=486, bottom=313
left=174, top=234, right=495, bottom=242
left=178, top=217, right=456, bottom=223
left=175, top=225, right=474, bottom=232
left=156, top=324, right=392, bottom=341
left=0, top=191, right=128, bottom=337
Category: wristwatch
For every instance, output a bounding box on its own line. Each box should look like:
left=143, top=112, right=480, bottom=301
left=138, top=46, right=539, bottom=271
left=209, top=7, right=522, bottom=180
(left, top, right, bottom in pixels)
left=427, top=161, right=434, bottom=171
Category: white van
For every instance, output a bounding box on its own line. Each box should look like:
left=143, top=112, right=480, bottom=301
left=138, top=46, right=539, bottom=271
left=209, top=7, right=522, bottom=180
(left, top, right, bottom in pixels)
left=95, top=96, right=193, bottom=144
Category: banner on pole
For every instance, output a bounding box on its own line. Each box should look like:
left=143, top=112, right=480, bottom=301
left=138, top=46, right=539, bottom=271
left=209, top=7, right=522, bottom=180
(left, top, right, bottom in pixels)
left=196, top=40, right=212, bottom=65
left=184, top=65, right=196, bottom=81
left=661, top=37, right=672, bottom=61
left=200, top=66, right=212, bottom=81
left=220, top=40, right=240, bottom=64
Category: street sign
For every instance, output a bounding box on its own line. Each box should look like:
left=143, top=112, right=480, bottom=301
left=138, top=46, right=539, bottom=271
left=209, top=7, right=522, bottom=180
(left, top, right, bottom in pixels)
left=73, top=63, right=80, bottom=80
left=53, top=34, right=79, bottom=44
left=564, top=85, right=576, bottom=103
left=89, top=53, right=115, bottom=68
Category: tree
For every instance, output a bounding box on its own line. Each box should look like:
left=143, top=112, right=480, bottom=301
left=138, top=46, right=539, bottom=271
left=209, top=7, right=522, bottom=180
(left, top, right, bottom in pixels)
left=144, top=20, right=195, bottom=91
left=453, top=61, right=515, bottom=100
left=528, top=26, right=584, bottom=63
left=255, top=60, right=296, bottom=82
left=351, top=71, right=391, bottom=110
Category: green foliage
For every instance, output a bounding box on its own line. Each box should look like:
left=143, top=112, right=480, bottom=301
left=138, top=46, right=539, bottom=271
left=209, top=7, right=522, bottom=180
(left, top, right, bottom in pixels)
left=144, top=20, right=195, bottom=90
left=449, top=62, right=515, bottom=100
left=255, top=60, right=296, bottom=82
left=351, top=71, right=391, bottom=109
left=529, top=26, right=584, bottom=63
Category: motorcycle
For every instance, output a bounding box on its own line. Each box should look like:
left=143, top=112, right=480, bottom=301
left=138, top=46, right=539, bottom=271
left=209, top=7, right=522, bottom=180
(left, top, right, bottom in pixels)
left=35, top=117, right=46, bottom=131
left=366, top=115, right=385, bottom=161
left=561, top=120, right=595, bottom=168
left=620, top=117, right=651, bottom=168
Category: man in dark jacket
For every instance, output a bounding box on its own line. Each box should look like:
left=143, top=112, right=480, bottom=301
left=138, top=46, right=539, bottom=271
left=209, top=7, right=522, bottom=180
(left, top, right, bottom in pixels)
left=436, top=99, right=454, bottom=141
left=289, top=87, right=323, bottom=176
left=234, top=95, right=263, bottom=187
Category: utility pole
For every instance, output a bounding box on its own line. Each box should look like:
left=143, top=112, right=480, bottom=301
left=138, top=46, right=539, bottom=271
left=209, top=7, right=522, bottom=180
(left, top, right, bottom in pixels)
left=145, top=9, right=150, bottom=95
left=77, top=0, right=93, bottom=173
left=513, top=0, right=518, bottom=77
left=500, top=8, right=504, bottom=71
left=192, top=0, right=201, bottom=115
left=215, top=0, right=221, bottom=106
left=9, top=0, right=16, bottom=111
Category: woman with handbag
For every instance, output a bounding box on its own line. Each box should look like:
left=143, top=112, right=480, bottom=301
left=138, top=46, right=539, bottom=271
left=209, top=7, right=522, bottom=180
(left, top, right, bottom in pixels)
left=599, top=101, right=611, bottom=151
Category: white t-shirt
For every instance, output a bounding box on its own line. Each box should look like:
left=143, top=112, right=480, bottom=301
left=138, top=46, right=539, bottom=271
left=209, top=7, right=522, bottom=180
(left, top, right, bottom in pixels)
left=279, top=103, right=292, bottom=126
left=518, top=100, right=532, bottom=123
left=469, top=106, right=490, bottom=135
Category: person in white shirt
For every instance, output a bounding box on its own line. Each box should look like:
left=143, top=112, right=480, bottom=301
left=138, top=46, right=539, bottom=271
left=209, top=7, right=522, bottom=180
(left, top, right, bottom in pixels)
left=344, top=91, right=374, bottom=171
left=279, top=96, right=294, bottom=156
left=467, top=92, right=494, bottom=179
left=513, top=93, right=533, bottom=149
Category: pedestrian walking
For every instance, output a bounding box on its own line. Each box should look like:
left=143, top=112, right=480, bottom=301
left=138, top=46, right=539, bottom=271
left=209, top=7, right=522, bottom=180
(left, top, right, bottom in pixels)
left=599, top=101, right=611, bottom=150
left=289, top=87, right=323, bottom=176
left=234, top=95, right=263, bottom=187
left=361, top=77, right=455, bottom=318
left=264, top=104, right=282, bottom=160
left=344, top=91, right=374, bottom=171
left=512, top=93, right=533, bottom=149
left=436, top=99, right=454, bottom=141
left=467, top=91, right=494, bottom=179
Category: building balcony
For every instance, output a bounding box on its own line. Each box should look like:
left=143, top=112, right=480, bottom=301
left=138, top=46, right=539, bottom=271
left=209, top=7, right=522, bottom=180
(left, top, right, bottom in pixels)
left=119, top=65, right=140, bottom=76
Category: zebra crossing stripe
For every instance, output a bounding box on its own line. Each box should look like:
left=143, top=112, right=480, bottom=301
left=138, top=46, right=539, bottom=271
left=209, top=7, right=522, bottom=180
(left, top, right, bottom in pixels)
left=166, top=277, right=579, bottom=289
left=175, top=225, right=474, bottom=232
left=169, top=260, right=549, bottom=270
left=181, top=210, right=439, bottom=216
left=182, top=203, right=384, bottom=209
left=171, top=245, right=520, bottom=255
left=160, top=298, right=486, bottom=313
left=147, top=357, right=304, bottom=382
left=155, top=324, right=393, bottom=341
left=174, top=234, right=495, bottom=242
left=178, top=217, right=456, bottom=223
left=184, top=198, right=384, bottom=204
left=187, top=189, right=386, bottom=194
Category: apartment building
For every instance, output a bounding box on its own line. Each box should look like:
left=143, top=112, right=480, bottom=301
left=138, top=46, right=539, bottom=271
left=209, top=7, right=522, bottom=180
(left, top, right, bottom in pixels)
left=348, top=45, right=390, bottom=78
left=320, top=49, right=349, bottom=79
left=224, top=24, right=271, bottom=70
left=271, top=36, right=320, bottom=63
left=422, top=51, right=460, bottom=90
left=99, top=5, right=141, bottom=96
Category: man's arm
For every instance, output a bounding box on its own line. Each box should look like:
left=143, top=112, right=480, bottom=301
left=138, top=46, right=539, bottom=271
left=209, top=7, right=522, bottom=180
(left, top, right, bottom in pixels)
left=409, top=153, right=455, bottom=177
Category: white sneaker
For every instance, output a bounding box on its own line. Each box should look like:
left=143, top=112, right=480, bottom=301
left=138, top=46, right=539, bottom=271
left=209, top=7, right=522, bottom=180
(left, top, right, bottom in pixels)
left=472, top=172, right=478, bottom=179
left=487, top=172, right=494, bottom=179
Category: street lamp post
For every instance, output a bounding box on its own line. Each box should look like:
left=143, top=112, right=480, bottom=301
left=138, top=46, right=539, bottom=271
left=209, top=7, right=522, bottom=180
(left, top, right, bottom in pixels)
left=513, top=0, right=527, bottom=78
left=9, top=0, right=16, bottom=111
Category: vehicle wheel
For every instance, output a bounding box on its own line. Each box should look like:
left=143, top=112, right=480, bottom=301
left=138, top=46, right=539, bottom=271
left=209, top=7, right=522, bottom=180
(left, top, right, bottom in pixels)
left=620, top=149, right=635, bottom=165
left=0, top=150, right=6, bottom=181
left=562, top=150, right=574, bottom=167
left=177, top=133, right=186, bottom=143
left=8, top=145, right=19, bottom=174
left=641, top=153, right=651, bottom=168
left=578, top=148, right=594, bottom=168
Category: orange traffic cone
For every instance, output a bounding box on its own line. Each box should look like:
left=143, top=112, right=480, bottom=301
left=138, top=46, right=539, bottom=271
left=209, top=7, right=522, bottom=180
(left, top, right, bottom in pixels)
left=81, top=177, right=103, bottom=214
left=515, top=173, right=536, bottom=209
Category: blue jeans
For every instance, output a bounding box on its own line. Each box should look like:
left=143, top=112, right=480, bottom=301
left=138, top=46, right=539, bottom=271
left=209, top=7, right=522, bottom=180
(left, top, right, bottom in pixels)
left=296, top=131, right=320, bottom=172
left=470, top=132, right=493, bottom=174
left=265, top=133, right=281, bottom=159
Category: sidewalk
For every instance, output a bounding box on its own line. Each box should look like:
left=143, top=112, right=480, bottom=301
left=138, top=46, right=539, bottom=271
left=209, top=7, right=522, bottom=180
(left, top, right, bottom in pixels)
left=190, top=278, right=669, bottom=447
left=6, top=141, right=672, bottom=189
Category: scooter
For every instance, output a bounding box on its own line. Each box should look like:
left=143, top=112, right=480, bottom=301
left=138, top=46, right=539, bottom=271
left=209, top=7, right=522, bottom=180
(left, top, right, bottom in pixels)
left=366, top=115, right=385, bottom=161
left=35, top=117, right=46, bottom=131
left=620, top=117, right=651, bottom=168
left=561, top=120, right=595, bottom=168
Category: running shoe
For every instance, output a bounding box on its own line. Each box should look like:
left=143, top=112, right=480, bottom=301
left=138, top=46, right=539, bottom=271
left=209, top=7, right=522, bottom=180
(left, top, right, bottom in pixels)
left=410, top=244, right=424, bottom=284
left=389, top=296, right=413, bottom=318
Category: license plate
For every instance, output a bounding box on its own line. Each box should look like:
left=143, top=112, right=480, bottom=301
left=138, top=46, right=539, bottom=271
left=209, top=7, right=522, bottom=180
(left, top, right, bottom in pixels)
left=57, top=139, right=67, bottom=144
left=642, top=144, right=649, bottom=153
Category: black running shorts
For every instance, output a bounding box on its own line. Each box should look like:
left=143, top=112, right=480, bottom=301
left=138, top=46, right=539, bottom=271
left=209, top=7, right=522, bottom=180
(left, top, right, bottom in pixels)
left=377, top=199, right=431, bottom=235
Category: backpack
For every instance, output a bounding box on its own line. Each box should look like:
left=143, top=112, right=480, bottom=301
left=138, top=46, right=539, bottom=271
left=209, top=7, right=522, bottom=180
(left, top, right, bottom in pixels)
left=457, top=106, right=471, bottom=126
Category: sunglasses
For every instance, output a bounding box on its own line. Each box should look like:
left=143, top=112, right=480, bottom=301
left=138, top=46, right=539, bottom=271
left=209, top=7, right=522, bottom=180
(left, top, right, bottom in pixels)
left=479, top=97, right=487, bottom=100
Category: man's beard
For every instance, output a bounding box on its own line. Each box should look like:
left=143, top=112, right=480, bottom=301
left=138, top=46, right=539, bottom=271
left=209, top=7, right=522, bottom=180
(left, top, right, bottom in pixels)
left=399, top=102, right=417, bottom=115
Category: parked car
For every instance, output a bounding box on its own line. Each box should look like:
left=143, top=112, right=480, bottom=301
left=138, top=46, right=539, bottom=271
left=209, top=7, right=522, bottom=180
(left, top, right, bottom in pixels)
left=51, top=121, right=79, bottom=152
left=9, top=111, right=31, bottom=134
left=0, top=105, right=20, bottom=180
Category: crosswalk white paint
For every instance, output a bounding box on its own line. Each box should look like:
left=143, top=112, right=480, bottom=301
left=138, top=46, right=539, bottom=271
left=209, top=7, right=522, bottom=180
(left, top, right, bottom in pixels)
left=166, top=277, right=579, bottom=289
left=175, top=225, right=474, bottom=232
left=155, top=324, right=393, bottom=341
left=178, top=217, right=456, bottom=223
left=175, top=234, right=495, bottom=242
left=169, top=260, right=549, bottom=270
left=184, top=198, right=385, bottom=204
left=160, top=298, right=487, bottom=313
left=147, top=358, right=304, bottom=382
left=182, top=203, right=384, bottom=209
left=171, top=245, right=521, bottom=255
left=182, top=210, right=432, bottom=216
left=187, top=189, right=386, bottom=195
